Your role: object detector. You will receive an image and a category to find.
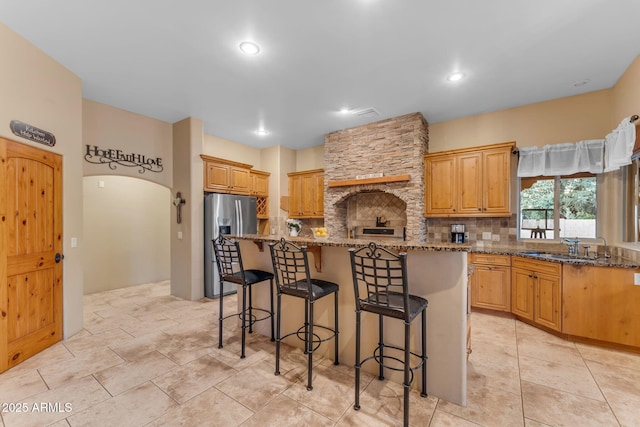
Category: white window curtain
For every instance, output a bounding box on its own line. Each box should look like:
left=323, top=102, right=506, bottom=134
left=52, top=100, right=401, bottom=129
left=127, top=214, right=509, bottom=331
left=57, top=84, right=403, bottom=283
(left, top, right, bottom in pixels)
left=517, top=139, right=604, bottom=177
left=604, top=116, right=636, bottom=172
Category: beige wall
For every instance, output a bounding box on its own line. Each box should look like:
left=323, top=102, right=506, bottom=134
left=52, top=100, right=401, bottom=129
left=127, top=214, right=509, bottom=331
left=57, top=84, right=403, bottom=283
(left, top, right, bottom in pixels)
left=612, top=56, right=640, bottom=126
left=171, top=118, right=205, bottom=300
left=83, top=176, right=171, bottom=294
left=601, top=55, right=640, bottom=244
left=0, top=23, right=85, bottom=337
left=83, top=100, right=173, bottom=188
left=429, top=90, right=613, bottom=153
left=296, top=145, right=324, bottom=170
left=203, top=134, right=262, bottom=168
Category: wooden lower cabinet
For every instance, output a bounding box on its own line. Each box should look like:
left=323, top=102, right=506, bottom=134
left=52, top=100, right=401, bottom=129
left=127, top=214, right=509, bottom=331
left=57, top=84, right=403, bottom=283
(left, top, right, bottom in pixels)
left=469, top=254, right=511, bottom=312
left=563, top=264, right=640, bottom=348
left=511, top=257, right=562, bottom=332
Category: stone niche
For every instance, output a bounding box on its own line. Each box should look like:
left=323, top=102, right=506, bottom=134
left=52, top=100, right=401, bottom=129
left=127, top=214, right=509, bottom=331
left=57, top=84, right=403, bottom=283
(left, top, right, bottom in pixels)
left=324, top=112, right=428, bottom=241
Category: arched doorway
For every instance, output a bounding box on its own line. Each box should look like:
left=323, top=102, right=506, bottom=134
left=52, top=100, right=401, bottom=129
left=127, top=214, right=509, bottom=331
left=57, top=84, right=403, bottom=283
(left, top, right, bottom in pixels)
left=82, top=175, right=171, bottom=294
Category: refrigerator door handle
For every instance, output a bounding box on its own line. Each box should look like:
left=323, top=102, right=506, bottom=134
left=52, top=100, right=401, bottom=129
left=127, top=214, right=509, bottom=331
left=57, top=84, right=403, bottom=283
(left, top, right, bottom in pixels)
left=236, top=199, right=244, bottom=236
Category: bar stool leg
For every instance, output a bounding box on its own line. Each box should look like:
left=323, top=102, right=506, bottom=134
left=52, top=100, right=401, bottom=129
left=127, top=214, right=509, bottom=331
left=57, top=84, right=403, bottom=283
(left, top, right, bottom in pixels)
left=378, top=314, right=385, bottom=380
left=354, top=309, right=361, bottom=411
left=241, top=284, right=247, bottom=359
left=269, top=279, right=275, bottom=341
left=334, top=291, right=339, bottom=365
left=307, top=300, right=315, bottom=391
left=421, top=308, right=428, bottom=397
left=403, top=321, right=410, bottom=427
left=248, top=285, right=254, bottom=334
left=218, top=283, right=224, bottom=349
left=275, top=292, right=282, bottom=376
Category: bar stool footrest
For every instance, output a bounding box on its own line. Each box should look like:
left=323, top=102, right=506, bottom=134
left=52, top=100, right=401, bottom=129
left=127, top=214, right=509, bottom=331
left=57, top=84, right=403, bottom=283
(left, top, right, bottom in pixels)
left=360, top=343, right=426, bottom=384
left=279, top=323, right=338, bottom=353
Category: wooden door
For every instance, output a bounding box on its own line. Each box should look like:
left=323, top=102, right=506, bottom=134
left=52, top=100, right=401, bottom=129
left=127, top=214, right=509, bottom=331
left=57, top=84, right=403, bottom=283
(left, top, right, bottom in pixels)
left=511, top=268, right=534, bottom=320
left=424, top=154, right=457, bottom=215
left=534, top=273, right=561, bottom=331
left=482, top=147, right=511, bottom=214
left=0, top=138, right=63, bottom=373
left=457, top=152, right=483, bottom=214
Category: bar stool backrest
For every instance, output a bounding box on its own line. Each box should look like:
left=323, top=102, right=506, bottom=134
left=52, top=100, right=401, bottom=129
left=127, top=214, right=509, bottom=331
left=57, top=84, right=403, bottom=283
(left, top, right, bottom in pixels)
left=269, top=237, right=313, bottom=298
left=212, top=234, right=246, bottom=282
left=349, top=242, right=411, bottom=321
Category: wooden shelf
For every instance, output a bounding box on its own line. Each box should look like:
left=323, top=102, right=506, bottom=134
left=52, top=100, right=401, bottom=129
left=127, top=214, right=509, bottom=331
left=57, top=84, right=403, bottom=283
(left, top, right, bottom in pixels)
left=327, top=174, right=410, bottom=188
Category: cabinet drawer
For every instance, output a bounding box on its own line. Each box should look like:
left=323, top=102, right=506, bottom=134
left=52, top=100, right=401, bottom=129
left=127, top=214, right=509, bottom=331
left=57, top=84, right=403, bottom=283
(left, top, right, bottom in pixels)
left=470, top=253, right=511, bottom=266
left=512, top=256, right=561, bottom=276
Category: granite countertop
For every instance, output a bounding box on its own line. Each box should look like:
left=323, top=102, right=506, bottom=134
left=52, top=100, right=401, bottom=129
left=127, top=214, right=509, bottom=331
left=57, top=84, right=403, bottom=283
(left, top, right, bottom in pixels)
left=235, top=235, right=640, bottom=269
left=470, top=244, right=640, bottom=269
left=234, top=234, right=471, bottom=253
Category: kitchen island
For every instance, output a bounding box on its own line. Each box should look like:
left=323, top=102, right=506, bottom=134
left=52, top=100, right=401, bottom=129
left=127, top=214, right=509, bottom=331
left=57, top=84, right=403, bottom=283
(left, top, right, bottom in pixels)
left=234, top=234, right=470, bottom=406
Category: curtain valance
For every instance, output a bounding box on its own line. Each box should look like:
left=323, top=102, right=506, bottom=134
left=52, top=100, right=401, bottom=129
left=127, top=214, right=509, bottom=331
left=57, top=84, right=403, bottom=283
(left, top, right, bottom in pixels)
left=517, top=117, right=636, bottom=177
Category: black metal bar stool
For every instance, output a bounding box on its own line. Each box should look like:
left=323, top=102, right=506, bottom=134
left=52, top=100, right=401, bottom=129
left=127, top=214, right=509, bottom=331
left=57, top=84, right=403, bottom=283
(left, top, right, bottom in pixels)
left=212, top=234, right=275, bottom=359
left=269, top=237, right=339, bottom=391
left=349, top=242, right=428, bottom=427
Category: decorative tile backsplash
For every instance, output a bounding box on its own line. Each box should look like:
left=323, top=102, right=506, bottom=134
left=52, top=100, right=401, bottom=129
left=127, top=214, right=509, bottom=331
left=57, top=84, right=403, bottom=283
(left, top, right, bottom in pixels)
left=347, top=192, right=407, bottom=227
left=426, top=216, right=518, bottom=244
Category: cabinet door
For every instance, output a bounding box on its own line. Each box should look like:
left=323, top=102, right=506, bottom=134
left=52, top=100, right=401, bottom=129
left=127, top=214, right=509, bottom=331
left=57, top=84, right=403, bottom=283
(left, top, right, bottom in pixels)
left=229, top=167, right=250, bottom=195
left=511, top=268, right=534, bottom=320
left=457, top=152, right=483, bottom=214
left=289, top=175, right=302, bottom=217
left=205, top=162, right=231, bottom=192
left=312, top=173, right=324, bottom=217
left=482, top=147, right=511, bottom=214
left=425, top=155, right=457, bottom=215
left=251, top=172, right=269, bottom=197
left=300, top=173, right=316, bottom=216
left=471, top=265, right=511, bottom=311
left=534, top=272, right=562, bottom=331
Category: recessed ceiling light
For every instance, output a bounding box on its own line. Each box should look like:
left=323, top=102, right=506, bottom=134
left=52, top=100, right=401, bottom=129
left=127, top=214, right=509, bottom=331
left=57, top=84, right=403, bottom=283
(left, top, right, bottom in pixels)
left=447, top=72, right=465, bottom=82
left=339, top=107, right=351, bottom=114
left=255, top=129, right=269, bottom=136
left=239, top=41, right=261, bottom=56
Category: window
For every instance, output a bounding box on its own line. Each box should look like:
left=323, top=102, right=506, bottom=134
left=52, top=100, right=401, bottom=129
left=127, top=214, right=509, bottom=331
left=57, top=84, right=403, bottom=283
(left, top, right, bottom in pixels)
left=519, top=173, right=597, bottom=240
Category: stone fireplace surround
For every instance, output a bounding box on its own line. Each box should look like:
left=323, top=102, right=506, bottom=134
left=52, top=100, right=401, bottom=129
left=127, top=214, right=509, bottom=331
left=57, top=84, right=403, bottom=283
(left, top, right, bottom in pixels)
left=323, top=112, right=428, bottom=241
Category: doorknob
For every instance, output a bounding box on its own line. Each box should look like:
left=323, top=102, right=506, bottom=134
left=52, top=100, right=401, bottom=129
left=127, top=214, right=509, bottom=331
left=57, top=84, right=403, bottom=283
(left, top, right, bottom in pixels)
left=55, top=253, right=64, bottom=263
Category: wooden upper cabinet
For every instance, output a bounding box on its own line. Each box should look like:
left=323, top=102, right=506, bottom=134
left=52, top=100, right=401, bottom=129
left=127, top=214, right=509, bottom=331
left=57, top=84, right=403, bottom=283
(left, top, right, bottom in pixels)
left=201, top=155, right=252, bottom=195
left=457, top=152, right=483, bottom=215
left=482, top=147, right=511, bottom=214
left=424, top=154, right=457, bottom=214
left=288, top=169, right=324, bottom=218
left=250, top=170, right=270, bottom=197
left=424, top=142, right=514, bottom=217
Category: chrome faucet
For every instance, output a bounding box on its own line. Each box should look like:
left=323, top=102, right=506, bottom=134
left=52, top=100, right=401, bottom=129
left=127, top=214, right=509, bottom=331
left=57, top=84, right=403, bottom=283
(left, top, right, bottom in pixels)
left=561, top=237, right=581, bottom=257
left=595, top=236, right=610, bottom=258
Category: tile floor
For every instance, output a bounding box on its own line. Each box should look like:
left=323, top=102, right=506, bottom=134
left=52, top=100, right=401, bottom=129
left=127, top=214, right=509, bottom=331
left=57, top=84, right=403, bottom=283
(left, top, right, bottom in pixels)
left=1, top=281, right=639, bottom=426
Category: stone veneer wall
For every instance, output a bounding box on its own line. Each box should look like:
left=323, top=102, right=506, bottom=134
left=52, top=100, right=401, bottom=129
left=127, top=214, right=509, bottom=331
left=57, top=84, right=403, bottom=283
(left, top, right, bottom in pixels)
left=324, top=112, right=428, bottom=241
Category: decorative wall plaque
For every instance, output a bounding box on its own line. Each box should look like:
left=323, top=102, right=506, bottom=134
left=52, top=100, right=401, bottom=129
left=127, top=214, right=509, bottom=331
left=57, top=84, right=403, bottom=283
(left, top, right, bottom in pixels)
left=84, top=145, right=163, bottom=173
left=10, top=120, right=56, bottom=146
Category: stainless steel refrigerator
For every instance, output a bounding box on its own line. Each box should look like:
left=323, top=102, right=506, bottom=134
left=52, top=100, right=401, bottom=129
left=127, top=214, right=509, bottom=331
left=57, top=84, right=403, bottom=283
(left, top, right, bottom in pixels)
left=204, top=193, right=258, bottom=298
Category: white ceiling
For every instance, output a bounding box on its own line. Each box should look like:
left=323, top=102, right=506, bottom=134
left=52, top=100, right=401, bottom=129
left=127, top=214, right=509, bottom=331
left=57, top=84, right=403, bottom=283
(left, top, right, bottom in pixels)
left=2, top=0, right=640, bottom=150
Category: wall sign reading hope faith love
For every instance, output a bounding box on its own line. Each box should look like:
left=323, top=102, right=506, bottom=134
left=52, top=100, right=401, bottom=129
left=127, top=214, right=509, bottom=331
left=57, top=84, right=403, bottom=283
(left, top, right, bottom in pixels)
left=84, top=144, right=163, bottom=174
